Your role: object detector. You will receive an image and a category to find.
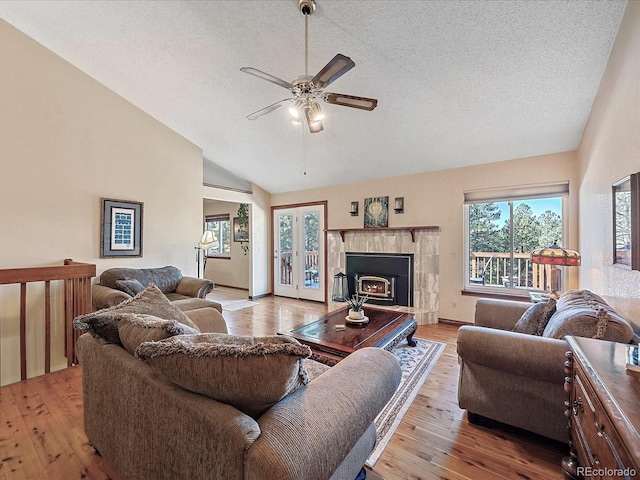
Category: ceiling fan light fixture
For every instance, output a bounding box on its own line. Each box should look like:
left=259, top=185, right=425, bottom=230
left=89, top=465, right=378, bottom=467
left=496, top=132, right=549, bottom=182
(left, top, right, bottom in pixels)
left=288, top=100, right=303, bottom=119
left=309, top=101, right=324, bottom=122
left=308, top=119, right=324, bottom=134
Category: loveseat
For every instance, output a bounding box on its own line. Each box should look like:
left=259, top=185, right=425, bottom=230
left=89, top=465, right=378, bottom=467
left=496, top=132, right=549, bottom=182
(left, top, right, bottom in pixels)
left=92, top=265, right=219, bottom=311
left=75, top=285, right=402, bottom=480
left=457, top=290, right=639, bottom=442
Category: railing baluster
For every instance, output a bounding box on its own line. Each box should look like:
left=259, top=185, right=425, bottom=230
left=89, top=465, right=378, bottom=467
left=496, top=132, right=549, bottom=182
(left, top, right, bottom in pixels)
left=20, top=283, right=27, bottom=381
left=45, top=280, right=51, bottom=374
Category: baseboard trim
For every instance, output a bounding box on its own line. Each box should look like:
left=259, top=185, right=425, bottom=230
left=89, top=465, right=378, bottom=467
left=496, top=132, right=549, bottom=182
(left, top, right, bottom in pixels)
left=214, top=284, right=249, bottom=291
left=249, top=292, right=272, bottom=300
left=438, top=318, right=471, bottom=326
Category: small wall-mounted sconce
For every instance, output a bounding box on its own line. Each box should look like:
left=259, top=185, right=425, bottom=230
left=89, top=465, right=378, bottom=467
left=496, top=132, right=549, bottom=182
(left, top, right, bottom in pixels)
left=394, top=197, right=404, bottom=214
left=349, top=201, right=359, bottom=216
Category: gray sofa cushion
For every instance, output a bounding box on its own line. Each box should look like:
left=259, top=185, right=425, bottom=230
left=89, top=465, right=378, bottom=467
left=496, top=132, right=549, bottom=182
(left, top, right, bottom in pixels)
left=73, top=284, right=199, bottom=345
left=136, top=333, right=311, bottom=418
left=542, top=289, right=634, bottom=343
left=100, top=266, right=183, bottom=294
left=117, top=313, right=199, bottom=355
left=512, top=298, right=556, bottom=335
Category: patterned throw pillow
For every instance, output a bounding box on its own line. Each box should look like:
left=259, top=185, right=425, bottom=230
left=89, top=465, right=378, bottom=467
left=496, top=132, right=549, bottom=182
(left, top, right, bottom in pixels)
left=117, top=313, right=199, bottom=355
left=115, top=278, right=146, bottom=296
left=542, top=289, right=634, bottom=342
left=73, top=284, right=199, bottom=345
left=136, top=333, right=311, bottom=418
left=512, top=298, right=557, bottom=336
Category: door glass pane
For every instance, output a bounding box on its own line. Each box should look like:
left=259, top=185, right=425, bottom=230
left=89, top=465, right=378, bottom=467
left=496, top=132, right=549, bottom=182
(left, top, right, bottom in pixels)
left=278, top=214, right=293, bottom=286
left=303, top=212, right=320, bottom=290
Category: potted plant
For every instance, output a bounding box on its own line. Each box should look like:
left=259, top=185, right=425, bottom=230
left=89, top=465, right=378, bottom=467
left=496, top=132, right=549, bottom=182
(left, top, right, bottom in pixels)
left=346, top=292, right=370, bottom=320
left=237, top=203, right=249, bottom=255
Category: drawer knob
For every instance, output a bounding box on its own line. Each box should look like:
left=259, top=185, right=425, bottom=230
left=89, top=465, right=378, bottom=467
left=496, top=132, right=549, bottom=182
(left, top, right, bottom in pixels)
left=573, top=398, right=584, bottom=415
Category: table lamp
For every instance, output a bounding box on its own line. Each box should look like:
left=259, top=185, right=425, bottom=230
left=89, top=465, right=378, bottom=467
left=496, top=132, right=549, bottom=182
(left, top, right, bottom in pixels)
left=530, top=244, right=580, bottom=298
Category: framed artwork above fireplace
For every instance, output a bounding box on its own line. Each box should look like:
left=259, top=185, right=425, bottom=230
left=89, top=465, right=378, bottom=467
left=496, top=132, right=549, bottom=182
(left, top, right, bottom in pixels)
left=364, top=196, right=389, bottom=228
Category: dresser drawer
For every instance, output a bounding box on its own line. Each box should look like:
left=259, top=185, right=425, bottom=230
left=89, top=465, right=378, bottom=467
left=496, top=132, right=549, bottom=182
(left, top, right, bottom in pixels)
left=566, top=338, right=639, bottom=480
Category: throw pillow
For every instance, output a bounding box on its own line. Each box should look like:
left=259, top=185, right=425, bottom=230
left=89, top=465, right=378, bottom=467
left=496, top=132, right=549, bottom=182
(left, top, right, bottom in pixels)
left=114, top=278, right=146, bottom=296
left=73, top=284, right=199, bottom=345
left=512, top=298, right=557, bottom=336
left=542, top=289, right=634, bottom=343
left=117, top=313, right=199, bottom=355
left=136, top=333, right=312, bottom=418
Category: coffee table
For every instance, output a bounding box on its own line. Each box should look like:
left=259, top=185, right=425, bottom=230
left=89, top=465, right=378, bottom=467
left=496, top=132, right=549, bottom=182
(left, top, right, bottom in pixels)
left=280, top=306, right=417, bottom=366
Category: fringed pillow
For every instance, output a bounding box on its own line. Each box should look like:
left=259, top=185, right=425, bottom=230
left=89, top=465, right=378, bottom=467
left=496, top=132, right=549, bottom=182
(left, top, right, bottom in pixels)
left=136, top=333, right=311, bottom=418
left=117, top=313, right=199, bottom=355
left=542, top=289, right=633, bottom=342
left=114, top=278, right=146, bottom=296
left=73, top=284, right=199, bottom=345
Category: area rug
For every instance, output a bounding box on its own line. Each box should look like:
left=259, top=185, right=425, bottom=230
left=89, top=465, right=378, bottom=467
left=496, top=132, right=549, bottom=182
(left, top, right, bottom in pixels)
left=220, top=299, right=258, bottom=312
left=366, top=337, right=446, bottom=467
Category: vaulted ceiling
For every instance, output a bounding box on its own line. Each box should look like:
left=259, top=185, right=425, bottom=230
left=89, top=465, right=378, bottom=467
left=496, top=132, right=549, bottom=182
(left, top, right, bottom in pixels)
left=0, top=0, right=627, bottom=193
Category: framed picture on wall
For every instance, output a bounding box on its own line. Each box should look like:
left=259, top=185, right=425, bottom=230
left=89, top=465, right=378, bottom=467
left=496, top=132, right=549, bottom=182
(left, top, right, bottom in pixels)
left=364, top=196, right=389, bottom=228
left=100, top=198, right=143, bottom=257
left=233, top=217, right=249, bottom=242
left=612, top=173, right=639, bottom=270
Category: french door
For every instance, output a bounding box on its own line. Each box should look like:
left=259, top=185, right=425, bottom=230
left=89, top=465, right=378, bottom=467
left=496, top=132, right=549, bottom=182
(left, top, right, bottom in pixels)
left=273, top=204, right=325, bottom=302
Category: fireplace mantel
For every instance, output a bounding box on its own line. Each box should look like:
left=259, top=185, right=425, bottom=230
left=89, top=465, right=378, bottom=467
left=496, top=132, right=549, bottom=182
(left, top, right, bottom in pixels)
left=327, top=226, right=439, bottom=243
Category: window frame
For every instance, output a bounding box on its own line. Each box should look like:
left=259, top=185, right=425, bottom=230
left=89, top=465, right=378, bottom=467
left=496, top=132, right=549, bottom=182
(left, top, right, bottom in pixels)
left=463, top=183, right=569, bottom=297
left=204, top=214, right=231, bottom=258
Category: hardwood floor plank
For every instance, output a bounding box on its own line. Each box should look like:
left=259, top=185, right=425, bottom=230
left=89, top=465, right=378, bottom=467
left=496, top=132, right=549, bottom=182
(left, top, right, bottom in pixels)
left=0, top=288, right=567, bottom=479
left=0, top=384, right=50, bottom=479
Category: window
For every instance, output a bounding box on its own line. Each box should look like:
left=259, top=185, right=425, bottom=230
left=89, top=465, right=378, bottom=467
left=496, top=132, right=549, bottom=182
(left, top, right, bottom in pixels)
left=464, top=182, right=568, bottom=293
left=204, top=215, right=231, bottom=257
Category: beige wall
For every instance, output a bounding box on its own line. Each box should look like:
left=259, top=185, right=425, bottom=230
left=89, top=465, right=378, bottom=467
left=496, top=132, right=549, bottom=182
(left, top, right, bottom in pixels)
left=577, top=1, right=640, bottom=320
left=202, top=200, right=251, bottom=289
left=273, top=151, right=579, bottom=323
left=0, top=20, right=203, bottom=384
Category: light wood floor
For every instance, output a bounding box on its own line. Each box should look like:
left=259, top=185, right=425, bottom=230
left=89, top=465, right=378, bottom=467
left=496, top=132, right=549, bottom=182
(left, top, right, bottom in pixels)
left=0, top=287, right=566, bottom=479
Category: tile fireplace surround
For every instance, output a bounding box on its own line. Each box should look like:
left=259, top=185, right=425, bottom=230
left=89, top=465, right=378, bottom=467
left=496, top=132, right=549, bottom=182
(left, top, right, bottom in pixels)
left=327, top=229, right=439, bottom=324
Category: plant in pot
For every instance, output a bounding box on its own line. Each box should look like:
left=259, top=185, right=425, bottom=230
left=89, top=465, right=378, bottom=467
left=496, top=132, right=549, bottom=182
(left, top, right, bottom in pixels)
left=346, top=292, right=370, bottom=320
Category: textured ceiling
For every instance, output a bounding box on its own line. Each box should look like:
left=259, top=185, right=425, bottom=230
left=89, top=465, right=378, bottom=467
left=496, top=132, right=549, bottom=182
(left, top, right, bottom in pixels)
left=0, top=0, right=627, bottom=193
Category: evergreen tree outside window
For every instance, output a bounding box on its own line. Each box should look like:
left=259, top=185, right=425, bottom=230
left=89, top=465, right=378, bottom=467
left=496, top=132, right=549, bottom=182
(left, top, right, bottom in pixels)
left=205, top=215, right=231, bottom=257
left=464, top=183, right=568, bottom=292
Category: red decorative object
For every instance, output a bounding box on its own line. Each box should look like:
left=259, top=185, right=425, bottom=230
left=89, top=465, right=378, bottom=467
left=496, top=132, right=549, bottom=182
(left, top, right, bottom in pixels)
left=530, top=244, right=581, bottom=297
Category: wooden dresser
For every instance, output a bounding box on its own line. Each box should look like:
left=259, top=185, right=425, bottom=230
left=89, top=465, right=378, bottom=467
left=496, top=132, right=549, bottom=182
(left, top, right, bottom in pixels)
left=563, top=336, right=640, bottom=479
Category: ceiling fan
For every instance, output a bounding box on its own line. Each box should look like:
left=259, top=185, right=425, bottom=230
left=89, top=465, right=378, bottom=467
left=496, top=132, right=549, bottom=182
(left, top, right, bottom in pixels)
left=240, top=0, right=378, bottom=133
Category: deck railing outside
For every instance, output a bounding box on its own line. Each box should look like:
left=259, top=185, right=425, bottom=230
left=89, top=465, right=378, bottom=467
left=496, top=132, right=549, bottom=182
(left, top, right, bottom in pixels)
left=470, top=252, right=551, bottom=290
left=280, top=251, right=319, bottom=285
left=0, top=259, right=96, bottom=386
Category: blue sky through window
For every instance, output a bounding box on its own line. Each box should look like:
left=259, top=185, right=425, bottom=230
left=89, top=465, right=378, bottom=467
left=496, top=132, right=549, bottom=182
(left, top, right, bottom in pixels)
left=496, top=197, right=561, bottom=225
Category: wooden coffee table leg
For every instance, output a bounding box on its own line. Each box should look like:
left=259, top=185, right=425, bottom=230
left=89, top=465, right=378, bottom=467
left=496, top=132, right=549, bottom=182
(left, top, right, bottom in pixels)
left=406, top=322, right=417, bottom=347
left=406, top=329, right=417, bottom=347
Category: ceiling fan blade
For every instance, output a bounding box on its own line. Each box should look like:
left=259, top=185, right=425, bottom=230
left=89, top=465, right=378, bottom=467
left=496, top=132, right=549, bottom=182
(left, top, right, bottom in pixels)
left=311, top=54, right=355, bottom=89
left=246, top=99, right=291, bottom=120
left=324, top=93, right=378, bottom=111
left=240, top=67, right=295, bottom=90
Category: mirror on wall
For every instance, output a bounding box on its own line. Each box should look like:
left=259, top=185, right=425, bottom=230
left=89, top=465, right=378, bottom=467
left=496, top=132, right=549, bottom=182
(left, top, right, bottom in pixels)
left=613, top=172, right=640, bottom=270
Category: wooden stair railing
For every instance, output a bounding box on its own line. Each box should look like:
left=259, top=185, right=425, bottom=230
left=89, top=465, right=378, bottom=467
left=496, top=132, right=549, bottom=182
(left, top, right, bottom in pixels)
left=0, top=259, right=96, bottom=383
